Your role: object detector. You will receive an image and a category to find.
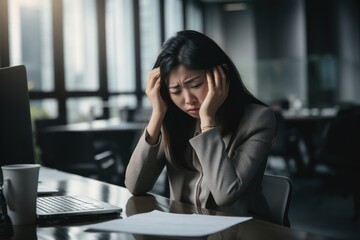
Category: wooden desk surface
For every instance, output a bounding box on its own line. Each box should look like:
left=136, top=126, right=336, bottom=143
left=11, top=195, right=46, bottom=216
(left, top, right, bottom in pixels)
left=10, top=167, right=336, bottom=240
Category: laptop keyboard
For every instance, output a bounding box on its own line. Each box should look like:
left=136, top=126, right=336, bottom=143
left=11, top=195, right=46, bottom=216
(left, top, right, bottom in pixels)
left=37, top=196, right=104, bottom=213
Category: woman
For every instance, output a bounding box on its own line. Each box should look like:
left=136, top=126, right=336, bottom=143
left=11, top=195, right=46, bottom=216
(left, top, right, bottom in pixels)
left=125, top=30, right=276, bottom=220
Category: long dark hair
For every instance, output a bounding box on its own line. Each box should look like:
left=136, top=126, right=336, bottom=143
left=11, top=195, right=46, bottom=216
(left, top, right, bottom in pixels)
left=153, top=30, right=264, bottom=165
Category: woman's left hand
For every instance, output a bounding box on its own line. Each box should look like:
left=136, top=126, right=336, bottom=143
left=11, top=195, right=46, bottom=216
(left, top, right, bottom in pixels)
left=199, top=65, right=229, bottom=126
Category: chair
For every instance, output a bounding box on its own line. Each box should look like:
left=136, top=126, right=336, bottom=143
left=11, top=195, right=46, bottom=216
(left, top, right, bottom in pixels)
left=262, top=174, right=293, bottom=226
left=314, top=105, right=360, bottom=221
left=93, top=140, right=125, bottom=186
left=269, top=111, right=305, bottom=175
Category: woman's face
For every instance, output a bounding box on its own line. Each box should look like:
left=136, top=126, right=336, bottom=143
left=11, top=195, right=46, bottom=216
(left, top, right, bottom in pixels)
left=167, top=65, right=208, bottom=118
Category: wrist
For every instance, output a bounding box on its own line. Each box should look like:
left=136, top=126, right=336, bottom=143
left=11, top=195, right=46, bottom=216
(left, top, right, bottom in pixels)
left=151, top=109, right=166, bottom=120
left=147, top=112, right=164, bottom=145
left=200, top=115, right=215, bottom=128
left=201, top=125, right=216, bottom=132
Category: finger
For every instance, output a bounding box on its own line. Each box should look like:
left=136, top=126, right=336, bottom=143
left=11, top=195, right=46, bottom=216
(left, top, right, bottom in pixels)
left=154, top=77, right=161, bottom=90
left=152, top=76, right=162, bottom=97
left=147, top=68, right=160, bottom=89
left=146, top=75, right=158, bottom=97
left=218, top=65, right=226, bottom=81
left=206, top=70, right=214, bottom=92
left=213, top=66, right=221, bottom=90
left=147, top=71, right=155, bottom=88
left=217, top=65, right=227, bottom=93
left=152, top=68, right=161, bottom=83
left=221, top=63, right=229, bottom=72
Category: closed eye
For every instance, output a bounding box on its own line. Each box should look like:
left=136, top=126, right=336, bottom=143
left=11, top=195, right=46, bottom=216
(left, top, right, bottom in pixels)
left=191, top=82, right=203, bottom=88
left=169, top=89, right=181, bottom=95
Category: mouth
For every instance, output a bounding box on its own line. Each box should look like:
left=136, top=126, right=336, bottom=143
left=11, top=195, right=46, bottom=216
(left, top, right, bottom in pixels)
left=188, top=108, right=200, bottom=113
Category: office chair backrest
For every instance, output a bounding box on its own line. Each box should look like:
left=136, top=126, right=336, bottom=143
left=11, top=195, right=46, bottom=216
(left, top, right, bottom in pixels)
left=262, top=174, right=293, bottom=226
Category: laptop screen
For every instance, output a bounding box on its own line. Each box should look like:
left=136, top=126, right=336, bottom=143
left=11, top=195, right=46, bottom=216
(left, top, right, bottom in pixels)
left=0, top=65, right=35, bottom=167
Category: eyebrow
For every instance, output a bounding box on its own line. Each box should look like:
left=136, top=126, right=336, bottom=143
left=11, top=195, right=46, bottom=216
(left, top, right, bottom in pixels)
left=168, top=76, right=201, bottom=89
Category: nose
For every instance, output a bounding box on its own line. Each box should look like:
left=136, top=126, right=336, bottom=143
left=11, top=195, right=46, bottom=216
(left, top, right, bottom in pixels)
left=183, top=90, right=196, bottom=105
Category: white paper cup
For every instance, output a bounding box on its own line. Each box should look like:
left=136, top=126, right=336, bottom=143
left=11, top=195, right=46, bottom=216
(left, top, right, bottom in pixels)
left=1, top=164, right=41, bottom=225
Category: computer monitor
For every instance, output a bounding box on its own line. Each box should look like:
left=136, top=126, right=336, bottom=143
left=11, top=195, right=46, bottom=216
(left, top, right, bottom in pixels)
left=0, top=65, right=35, bottom=167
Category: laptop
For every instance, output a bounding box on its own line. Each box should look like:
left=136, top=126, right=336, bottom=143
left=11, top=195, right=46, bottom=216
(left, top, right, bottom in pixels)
left=0, top=65, right=34, bottom=168
left=0, top=65, right=59, bottom=193
left=0, top=65, right=122, bottom=221
left=37, top=182, right=59, bottom=195
left=37, top=195, right=122, bottom=222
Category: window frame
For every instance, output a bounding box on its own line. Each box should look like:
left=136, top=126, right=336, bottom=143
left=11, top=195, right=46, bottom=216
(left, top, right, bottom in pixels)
left=0, top=0, right=205, bottom=124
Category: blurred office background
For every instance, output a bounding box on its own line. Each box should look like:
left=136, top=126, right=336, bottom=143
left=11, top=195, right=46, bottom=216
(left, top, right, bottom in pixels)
left=0, top=0, right=359, bottom=239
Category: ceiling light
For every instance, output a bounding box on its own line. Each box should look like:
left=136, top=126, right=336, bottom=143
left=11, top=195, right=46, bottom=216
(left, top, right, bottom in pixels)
left=224, top=3, right=247, bottom=11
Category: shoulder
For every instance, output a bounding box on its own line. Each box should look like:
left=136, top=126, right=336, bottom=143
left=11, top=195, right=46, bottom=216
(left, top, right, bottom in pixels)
left=244, top=103, right=275, bottom=119
left=240, top=104, right=276, bottom=130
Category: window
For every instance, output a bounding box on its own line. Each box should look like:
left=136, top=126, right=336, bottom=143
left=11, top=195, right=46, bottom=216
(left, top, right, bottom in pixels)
left=63, top=0, right=99, bottom=91
left=8, top=0, right=54, bottom=91
left=30, top=99, right=58, bottom=120
left=2, top=0, right=204, bottom=124
left=105, top=0, right=135, bottom=92
left=108, top=95, right=137, bottom=119
left=186, top=0, right=203, bottom=32
left=67, top=97, right=102, bottom=123
left=164, top=0, right=184, bottom=39
left=139, top=0, right=162, bottom=91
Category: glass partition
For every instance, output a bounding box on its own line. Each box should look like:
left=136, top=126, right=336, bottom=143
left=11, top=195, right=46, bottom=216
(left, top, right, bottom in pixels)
left=256, top=55, right=340, bottom=109
left=256, top=58, right=307, bottom=107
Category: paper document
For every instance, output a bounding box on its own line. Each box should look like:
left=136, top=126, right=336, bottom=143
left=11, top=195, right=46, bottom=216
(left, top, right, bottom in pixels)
left=87, top=210, right=252, bottom=237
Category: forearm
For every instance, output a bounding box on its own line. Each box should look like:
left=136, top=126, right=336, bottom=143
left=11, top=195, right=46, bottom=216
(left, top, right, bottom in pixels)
left=125, top=130, right=165, bottom=195
left=190, top=128, right=245, bottom=205
left=191, top=130, right=271, bottom=207
left=190, top=107, right=276, bottom=206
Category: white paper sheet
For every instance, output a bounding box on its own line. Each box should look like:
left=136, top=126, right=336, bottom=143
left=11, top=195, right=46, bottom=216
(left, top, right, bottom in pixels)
left=87, top=210, right=252, bottom=237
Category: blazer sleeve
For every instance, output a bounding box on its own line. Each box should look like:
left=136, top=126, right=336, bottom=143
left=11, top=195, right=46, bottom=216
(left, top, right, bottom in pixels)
left=189, top=105, right=276, bottom=206
left=125, top=129, right=166, bottom=195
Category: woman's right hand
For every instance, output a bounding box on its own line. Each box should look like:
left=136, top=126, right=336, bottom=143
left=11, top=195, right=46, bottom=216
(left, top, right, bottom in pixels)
left=145, top=67, right=167, bottom=117
left=145, top=68, right=167, bottom=145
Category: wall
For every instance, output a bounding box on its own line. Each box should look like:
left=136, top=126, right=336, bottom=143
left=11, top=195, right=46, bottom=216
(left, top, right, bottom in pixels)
left=203, top=0, right=360, bottom=107
left=254, top=0, right=307, bottom=105
left=204, top=0, right=307, bottom=105
left=337, top=0, right=360, bottom=104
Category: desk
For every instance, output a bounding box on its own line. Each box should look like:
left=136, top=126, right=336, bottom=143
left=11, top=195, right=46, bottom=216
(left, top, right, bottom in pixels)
left=9, top=167, right=336, bottom=240
left=37, top=120, right=145, bottom=183
left=43, top=119, right=146, bottom=133
left=41, top=119, right=145, bottom=165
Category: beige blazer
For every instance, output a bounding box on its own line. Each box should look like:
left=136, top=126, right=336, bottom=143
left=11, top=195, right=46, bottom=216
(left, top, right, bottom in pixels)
left=125, top=103, right=276, bottom=219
